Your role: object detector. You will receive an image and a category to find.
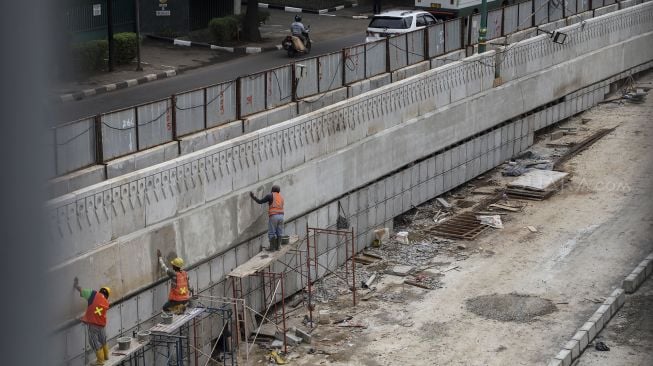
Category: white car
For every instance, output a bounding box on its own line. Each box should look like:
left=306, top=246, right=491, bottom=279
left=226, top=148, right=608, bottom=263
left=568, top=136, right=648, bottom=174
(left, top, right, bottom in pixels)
left=365, top=10, right=441, bottom=43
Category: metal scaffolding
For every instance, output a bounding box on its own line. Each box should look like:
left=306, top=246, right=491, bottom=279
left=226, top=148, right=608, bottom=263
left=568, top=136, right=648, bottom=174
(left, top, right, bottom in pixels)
left=304, top=225, right=357, bottom=326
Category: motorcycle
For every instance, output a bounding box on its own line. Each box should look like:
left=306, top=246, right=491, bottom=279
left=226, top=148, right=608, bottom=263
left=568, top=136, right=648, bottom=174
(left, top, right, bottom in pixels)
left=282, top=26, right=311, bottom=57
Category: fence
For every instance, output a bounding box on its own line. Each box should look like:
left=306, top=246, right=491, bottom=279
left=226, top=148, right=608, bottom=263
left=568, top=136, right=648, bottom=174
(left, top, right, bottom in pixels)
left=51, top=0, right=640, bottom=178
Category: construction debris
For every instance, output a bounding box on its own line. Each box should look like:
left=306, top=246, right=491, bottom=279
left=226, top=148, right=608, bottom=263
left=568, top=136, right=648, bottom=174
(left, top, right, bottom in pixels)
left=389, top=265, right=414, bottom=276
left=318, top=310, right=330, bottom=324
left=477, top=215, right=504, bottom=229
left=396, top=231, right=410, bottom=244
left=527, top=226, right=538, bottom=233
left=436, top=197, right=452, bottom=209
left=489, top=203, right=521, bottom=212
left=362, top=274, right=377, bottom=289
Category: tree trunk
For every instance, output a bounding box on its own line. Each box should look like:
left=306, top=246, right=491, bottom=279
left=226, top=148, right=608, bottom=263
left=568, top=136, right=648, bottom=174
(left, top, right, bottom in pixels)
left=242, top=0, right=261, bottom=42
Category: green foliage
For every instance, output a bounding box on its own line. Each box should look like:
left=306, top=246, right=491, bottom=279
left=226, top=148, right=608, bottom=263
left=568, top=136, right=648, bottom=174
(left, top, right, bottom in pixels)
left=113, top=32, right=137, bottom=65
left=71, top=40, right=108, bottom=73
left=209, top=16, right=240, bottom=43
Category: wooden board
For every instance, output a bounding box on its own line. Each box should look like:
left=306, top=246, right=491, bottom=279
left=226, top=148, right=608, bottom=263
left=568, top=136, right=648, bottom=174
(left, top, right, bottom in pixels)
left=97, top=339, right=147, bottom=366
left=149, top=307, right=205, bottom=334
left=228, top=235, right=300, bottom=278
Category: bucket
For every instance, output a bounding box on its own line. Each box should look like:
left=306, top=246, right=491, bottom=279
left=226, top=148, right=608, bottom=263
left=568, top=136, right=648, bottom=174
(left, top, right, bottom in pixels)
left=136, top=330, right=151, bottom=343
left=161, top=312, right=174, bottom=324
left=280, top=235, right=290, bottom=245
left=117, top=337, right=131, bottom=351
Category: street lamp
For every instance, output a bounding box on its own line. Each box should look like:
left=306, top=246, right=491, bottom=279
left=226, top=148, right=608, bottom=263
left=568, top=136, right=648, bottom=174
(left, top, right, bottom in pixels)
left=478, top=0, right=488, bottom=53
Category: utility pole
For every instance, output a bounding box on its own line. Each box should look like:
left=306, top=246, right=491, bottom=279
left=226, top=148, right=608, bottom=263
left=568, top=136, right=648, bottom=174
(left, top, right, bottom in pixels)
left=478, top=0, right=488, bottom=53
left=107, top=0, right=115, bottom=71
left=134, top=0, right=142, bottom=71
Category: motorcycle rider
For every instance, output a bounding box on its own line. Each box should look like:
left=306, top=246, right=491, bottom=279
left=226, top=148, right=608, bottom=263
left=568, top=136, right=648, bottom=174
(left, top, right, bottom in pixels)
left=290, top=15, right=308, bottom=51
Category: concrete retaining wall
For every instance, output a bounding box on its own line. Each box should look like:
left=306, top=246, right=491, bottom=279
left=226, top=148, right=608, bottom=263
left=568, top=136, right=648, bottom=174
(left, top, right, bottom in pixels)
left=48, top=3, right=653, bottom=363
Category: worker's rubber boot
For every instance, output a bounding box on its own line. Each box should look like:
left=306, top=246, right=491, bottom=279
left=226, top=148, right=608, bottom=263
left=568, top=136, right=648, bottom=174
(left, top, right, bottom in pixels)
left=94, top=349, right=105, bottom=365
left=269, top=238, right=280, bottom=251
left=102, top=344, right=110, bottom=361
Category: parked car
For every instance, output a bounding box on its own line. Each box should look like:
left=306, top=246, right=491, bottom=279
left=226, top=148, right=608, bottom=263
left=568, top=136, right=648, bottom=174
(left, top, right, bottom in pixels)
left=365, top=10, right=440, bottom=43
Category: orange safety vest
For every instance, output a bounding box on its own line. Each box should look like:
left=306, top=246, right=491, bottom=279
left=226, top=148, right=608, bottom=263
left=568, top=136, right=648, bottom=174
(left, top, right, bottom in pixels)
left=268, top=192, right=284, bottom=216
left=169, top=270, right=191, bottom=302
left=81, top=291, right=109, bottom=327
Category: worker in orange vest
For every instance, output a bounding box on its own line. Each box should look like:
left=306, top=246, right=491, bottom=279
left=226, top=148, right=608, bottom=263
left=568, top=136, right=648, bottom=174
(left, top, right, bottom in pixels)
left=74, top=277, right=110, bottom=365
left=157, top=249, right=193, bottom=314
left=250, top=185, right=285, bottom=251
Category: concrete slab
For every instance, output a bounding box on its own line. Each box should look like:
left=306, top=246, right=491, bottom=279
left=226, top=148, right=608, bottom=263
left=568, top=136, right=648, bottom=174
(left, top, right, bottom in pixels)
left=297, top=87, right=348, bottom=115
left=105, top=154, right=135, bottom=179
left=347, top=73, right=392, bottom=97
left=389, top=265, right=413, bottom=276
left=391, top=61, right=430, bottom=82
left=554, top=349, right=572, bottom=366
left=243, top=103, right=297, bottom=134
left=49, top=165, right=106, bottom=198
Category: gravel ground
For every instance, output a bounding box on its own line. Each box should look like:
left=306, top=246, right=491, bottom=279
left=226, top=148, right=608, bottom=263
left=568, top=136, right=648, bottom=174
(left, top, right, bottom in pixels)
left=465, top=293, right=558, bottom=323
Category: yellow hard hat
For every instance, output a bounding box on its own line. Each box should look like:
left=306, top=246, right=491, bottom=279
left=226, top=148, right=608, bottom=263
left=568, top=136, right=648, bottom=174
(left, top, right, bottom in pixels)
left=100, top=287, right=111, bottom=297
left=170, top=257, right=184, bottom=268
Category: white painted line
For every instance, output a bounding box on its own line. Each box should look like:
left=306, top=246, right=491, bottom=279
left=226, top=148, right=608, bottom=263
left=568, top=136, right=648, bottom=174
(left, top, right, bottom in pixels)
left=164, top=69, right=177, bottom=77
left=320, top=13, right=337, bottom=16
left=259, top=3, right=269, bottom=8
left=173, top=39, right=192, bottom=47
left=126, top=79, right=138, bottom=87
left=145, top=74, right=157, bottom=81
left=335, top=5, right=345, bottom=10
left=246, top=47, right=263, bottom=54
left=285, top=6, right=302, bottom=13
left=105, top=84, right=116, bottom=92
left=352, top=15, right=368, bottom=19
left=318, top=9, right=329, bottom=14
left=82, top=89, right=96, bottom=97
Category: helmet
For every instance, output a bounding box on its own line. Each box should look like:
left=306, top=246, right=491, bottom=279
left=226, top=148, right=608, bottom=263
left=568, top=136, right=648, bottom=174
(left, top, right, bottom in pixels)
left=100, top=287, right=111, bottom=297
left=294, top=15, right=302, bottom=22
left=171, top=257, right=184, bottom=268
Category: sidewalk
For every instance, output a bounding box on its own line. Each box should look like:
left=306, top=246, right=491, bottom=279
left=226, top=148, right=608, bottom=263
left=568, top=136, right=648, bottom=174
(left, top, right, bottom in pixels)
left=53, top=6, right=374, bottom=103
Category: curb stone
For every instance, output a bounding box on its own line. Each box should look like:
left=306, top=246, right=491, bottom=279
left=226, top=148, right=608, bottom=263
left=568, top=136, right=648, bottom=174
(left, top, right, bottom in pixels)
left=148, top=35, right=283, bottom=54
left=548, top=251, right=652, bottom=365
left=257, top=2, right=358, bottom=14
left=58, top=69, right=176, bottom=103
left=622, top=252, right=653, bottom=293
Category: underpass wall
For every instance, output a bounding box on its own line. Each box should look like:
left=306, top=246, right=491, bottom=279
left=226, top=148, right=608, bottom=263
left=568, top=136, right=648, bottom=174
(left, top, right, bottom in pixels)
left=51, top=62, right=653, bottom=364
left=49, top=3, right=653, bottom=364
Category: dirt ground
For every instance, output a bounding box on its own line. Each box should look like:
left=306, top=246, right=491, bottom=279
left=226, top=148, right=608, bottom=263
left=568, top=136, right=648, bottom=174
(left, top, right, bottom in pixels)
left=241, top=72, right=653, bottom=366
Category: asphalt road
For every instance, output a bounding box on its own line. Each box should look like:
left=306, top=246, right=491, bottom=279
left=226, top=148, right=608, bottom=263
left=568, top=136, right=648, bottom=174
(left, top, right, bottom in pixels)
left=53, top=33, right=366, bottom=125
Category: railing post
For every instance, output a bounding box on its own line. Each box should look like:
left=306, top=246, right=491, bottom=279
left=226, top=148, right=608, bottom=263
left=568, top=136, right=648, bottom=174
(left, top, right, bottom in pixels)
left=134, top=106, right=140, bottom=151
left=423, top=27, right=429, bottom=61
left=94, top=115, right=104, bottom=164
left=170, top=95, right=177, bottom=140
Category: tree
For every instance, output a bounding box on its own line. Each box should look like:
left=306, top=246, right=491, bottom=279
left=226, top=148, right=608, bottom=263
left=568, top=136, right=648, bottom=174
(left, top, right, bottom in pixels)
left=242, top=0, right=261, bottom=41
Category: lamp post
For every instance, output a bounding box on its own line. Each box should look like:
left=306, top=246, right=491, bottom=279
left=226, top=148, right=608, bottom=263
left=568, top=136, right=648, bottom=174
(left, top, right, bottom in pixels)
left=478, top=0, right=488, bottom=53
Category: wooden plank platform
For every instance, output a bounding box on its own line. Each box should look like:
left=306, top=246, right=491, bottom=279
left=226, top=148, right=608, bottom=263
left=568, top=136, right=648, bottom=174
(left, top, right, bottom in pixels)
left=150, top=307, right=205, bottom=334
left=92, top=339, right=147, bottom=366
left=228, top=235, right=300, bottom=278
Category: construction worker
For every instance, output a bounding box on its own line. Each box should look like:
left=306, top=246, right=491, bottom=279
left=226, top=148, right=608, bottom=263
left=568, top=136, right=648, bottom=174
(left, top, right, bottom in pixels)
left=73, top=277, right=110, bottom=365
left=250, top=185, right=285, bottom=251
left=157, top=249, right=192, bottom=314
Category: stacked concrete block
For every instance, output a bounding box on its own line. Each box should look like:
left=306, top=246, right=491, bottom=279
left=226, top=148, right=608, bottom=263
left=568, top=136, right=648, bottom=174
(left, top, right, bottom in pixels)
left=622, top=253, right=653, bottom=293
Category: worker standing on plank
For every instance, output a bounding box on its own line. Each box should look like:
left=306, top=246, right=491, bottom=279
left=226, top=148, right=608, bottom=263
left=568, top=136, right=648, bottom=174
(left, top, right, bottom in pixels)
left=250, top=185, right=285, bottom=251
left=157, top=249, right=192, bottom=314
left=73, top=277, right=110, bottom=365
